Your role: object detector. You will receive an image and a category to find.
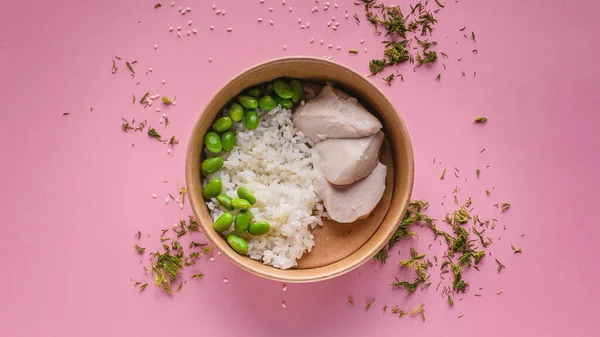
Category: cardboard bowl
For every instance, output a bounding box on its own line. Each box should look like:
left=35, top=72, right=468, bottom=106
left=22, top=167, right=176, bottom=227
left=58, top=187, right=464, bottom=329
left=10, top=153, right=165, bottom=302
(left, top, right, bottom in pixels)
left=186, top=57, right=414, bottom=283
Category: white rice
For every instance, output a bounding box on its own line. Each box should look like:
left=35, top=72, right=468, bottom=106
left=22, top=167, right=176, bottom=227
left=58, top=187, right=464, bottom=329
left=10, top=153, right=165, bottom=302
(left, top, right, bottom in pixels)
left=205, top=105, right=324, bottom=269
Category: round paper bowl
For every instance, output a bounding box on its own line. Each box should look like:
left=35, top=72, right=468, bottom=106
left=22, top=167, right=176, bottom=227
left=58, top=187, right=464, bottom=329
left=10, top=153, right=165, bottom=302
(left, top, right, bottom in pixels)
left=186, top=56, right=414, bottom=283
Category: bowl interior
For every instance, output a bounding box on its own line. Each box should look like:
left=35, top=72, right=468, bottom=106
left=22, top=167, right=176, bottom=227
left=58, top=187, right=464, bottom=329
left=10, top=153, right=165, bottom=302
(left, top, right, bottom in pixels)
left=185, top=57, right=414, bottom=282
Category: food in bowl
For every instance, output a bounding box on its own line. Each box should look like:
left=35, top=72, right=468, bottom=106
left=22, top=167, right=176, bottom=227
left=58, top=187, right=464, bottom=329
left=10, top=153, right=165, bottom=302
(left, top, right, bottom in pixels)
left=201, top=78, right=388, bottom=269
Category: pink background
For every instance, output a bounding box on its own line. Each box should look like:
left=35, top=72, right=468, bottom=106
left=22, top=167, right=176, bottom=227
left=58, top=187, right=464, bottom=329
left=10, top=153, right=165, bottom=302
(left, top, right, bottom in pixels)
left=1, top=0, right=599, bottom=336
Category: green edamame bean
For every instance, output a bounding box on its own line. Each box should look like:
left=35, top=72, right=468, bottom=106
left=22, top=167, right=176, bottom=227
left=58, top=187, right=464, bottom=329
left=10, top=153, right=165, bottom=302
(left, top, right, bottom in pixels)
left=238, top=95, right=258, bottom=109
left=248, top=221, right=271, bottom=236
left=237, top=186, right=256, bottom=205
left=212, top=116, right=232, bottom=133
left=258, top=95, right=277, bottom=111
left=214, top=212, right=233, bottom=232
left=247, top=87, right=262, bottom=98
left=216, top=194, right=234, bottom=210
left=227, top=234, right=248, bottom=254
left=289, top=79, right=303, bottom=103
left=202, top=178, right=222, bottom=199
left=264, top=83, right=274, bottom=95
left=204, top=132, right=222, bottom=153
left=229, top=103, right=244, bottom=122
left=221, top=131, right=235, bottom=152
left=234, top=210, right=252, bottom=234
left=244, top=110, right=259, bottom=130
left=201, top=156, right=224, bottom=173
left=232, top=198, right=251, bottom=210
left=274, top=79, right=294, bottom=99
left=274, top=95, right=293, bottom=109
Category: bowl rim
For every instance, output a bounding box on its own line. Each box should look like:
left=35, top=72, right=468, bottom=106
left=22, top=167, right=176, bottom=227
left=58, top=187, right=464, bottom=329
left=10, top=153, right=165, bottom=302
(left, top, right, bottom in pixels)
left=185, top=56, right=414, bottom=283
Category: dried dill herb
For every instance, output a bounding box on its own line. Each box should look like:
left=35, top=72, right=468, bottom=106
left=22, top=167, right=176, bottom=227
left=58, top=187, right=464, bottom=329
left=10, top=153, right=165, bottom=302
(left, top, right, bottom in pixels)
left=474, top=117, right=488, bottom=123
left=485, top=190, right=491, bottom=196
left=135, top=231, right=141, bottom=240
left=435, top=0, right=445, bottom=8
left=410, top=304, right=426, bottom=321
left=447, top=295, right=454, bottom=306
left=169, top=136, right=179, bottom=146
left=476, top=169, right=481, bottom=178
left=471, top=31, right=476, bottom=41
left=382, top=73, right=395, bottom=85
left=375, top=200, right=432, bottom=263
left=150, top=247, right=184, bottom=294
left=154, top=3, right=162, bottom=9
left=126, top=61, right=135, bottom=74
left=189, top=241, right=208, bottom=248
left=354, top=13, right=361, bottom=25
left=511, top=245, right=522, bottom=253
left=501, top=203, right=511, bottom=212
left=139, top=91, right=150, bottom=104
left=139, top=282, right=148, bottom=292
left=121, top=118, right=134, bottom=132
left=134, top=244, right=146, bottom=254
left=391, top=277, right=425, bottom=294
left=416, top=51, right=437, bottom=64
left=369, top=59, right=387, bottom=75
left=440, top=168, right=446, bottom=180
left=366, top=299, right=376, bottom=310
left=348, top=298, right=354, bottom=306
left=384, top=41, right=410, bottom=64
left=161, top=96, right=173, bottom=105
left=349, top=49, right=359, bottom=54
left=434, top=74, right=441, bottom=81
left=134, top=120, right=147, bottom=132
left=111, top=60, right=118, bottom=74
left=148, top=128, right=165, bottom=142
left=190, top=273, right=204, bottom=279
left=495, top=258, right=506, bottom=273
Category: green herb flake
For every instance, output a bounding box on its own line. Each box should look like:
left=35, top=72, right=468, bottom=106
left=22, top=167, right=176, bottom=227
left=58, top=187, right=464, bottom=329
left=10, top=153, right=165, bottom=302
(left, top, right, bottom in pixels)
left=410, top=304, right=426, bottom=321
left=495, top=258, right=506, bottom=273
left=369, top=59, right=387, bottom=75
left=440, top=168, right=446, bottom=180
left=366, top=298, right=376, bottom=310
left=434, top=74, right=441, bottom=81
left=161, top=96, right=173, bottom=105
left=168, top=136, right=179, bottom=146
left=348, top=298, right=354, bottom=306
left=349, top=49, right=359, bottom=54
left=148, top=128, right=164, bottom=141
left=125, top=61, right=135, bottom=74
left=134, top=120, right=147, bottom=133
left=134, top=244, right=146, bottom=254
left=382, top=73, right=395, bottom=85
left=121, top=118, right=134, bottom=132
left=435, top=0, right=445, bottom=8
left=511, top=245, right=522, bottom=254
left=447, top=295, right=454, bottom=306
left=190, top=273, right=204, bottom=279
left=139, top=282, right=148, bottom=292
left=474, top=117, right=488, bottom=123
left=139, top=91, right=150, bottom=104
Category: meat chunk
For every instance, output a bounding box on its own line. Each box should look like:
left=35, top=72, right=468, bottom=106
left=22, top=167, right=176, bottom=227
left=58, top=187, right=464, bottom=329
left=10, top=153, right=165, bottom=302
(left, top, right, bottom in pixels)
left=315, top=131, right=385, bottom=185
left=312, top=150, right=387, bottom=223
left=293, top=85, right=382, bottom=143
